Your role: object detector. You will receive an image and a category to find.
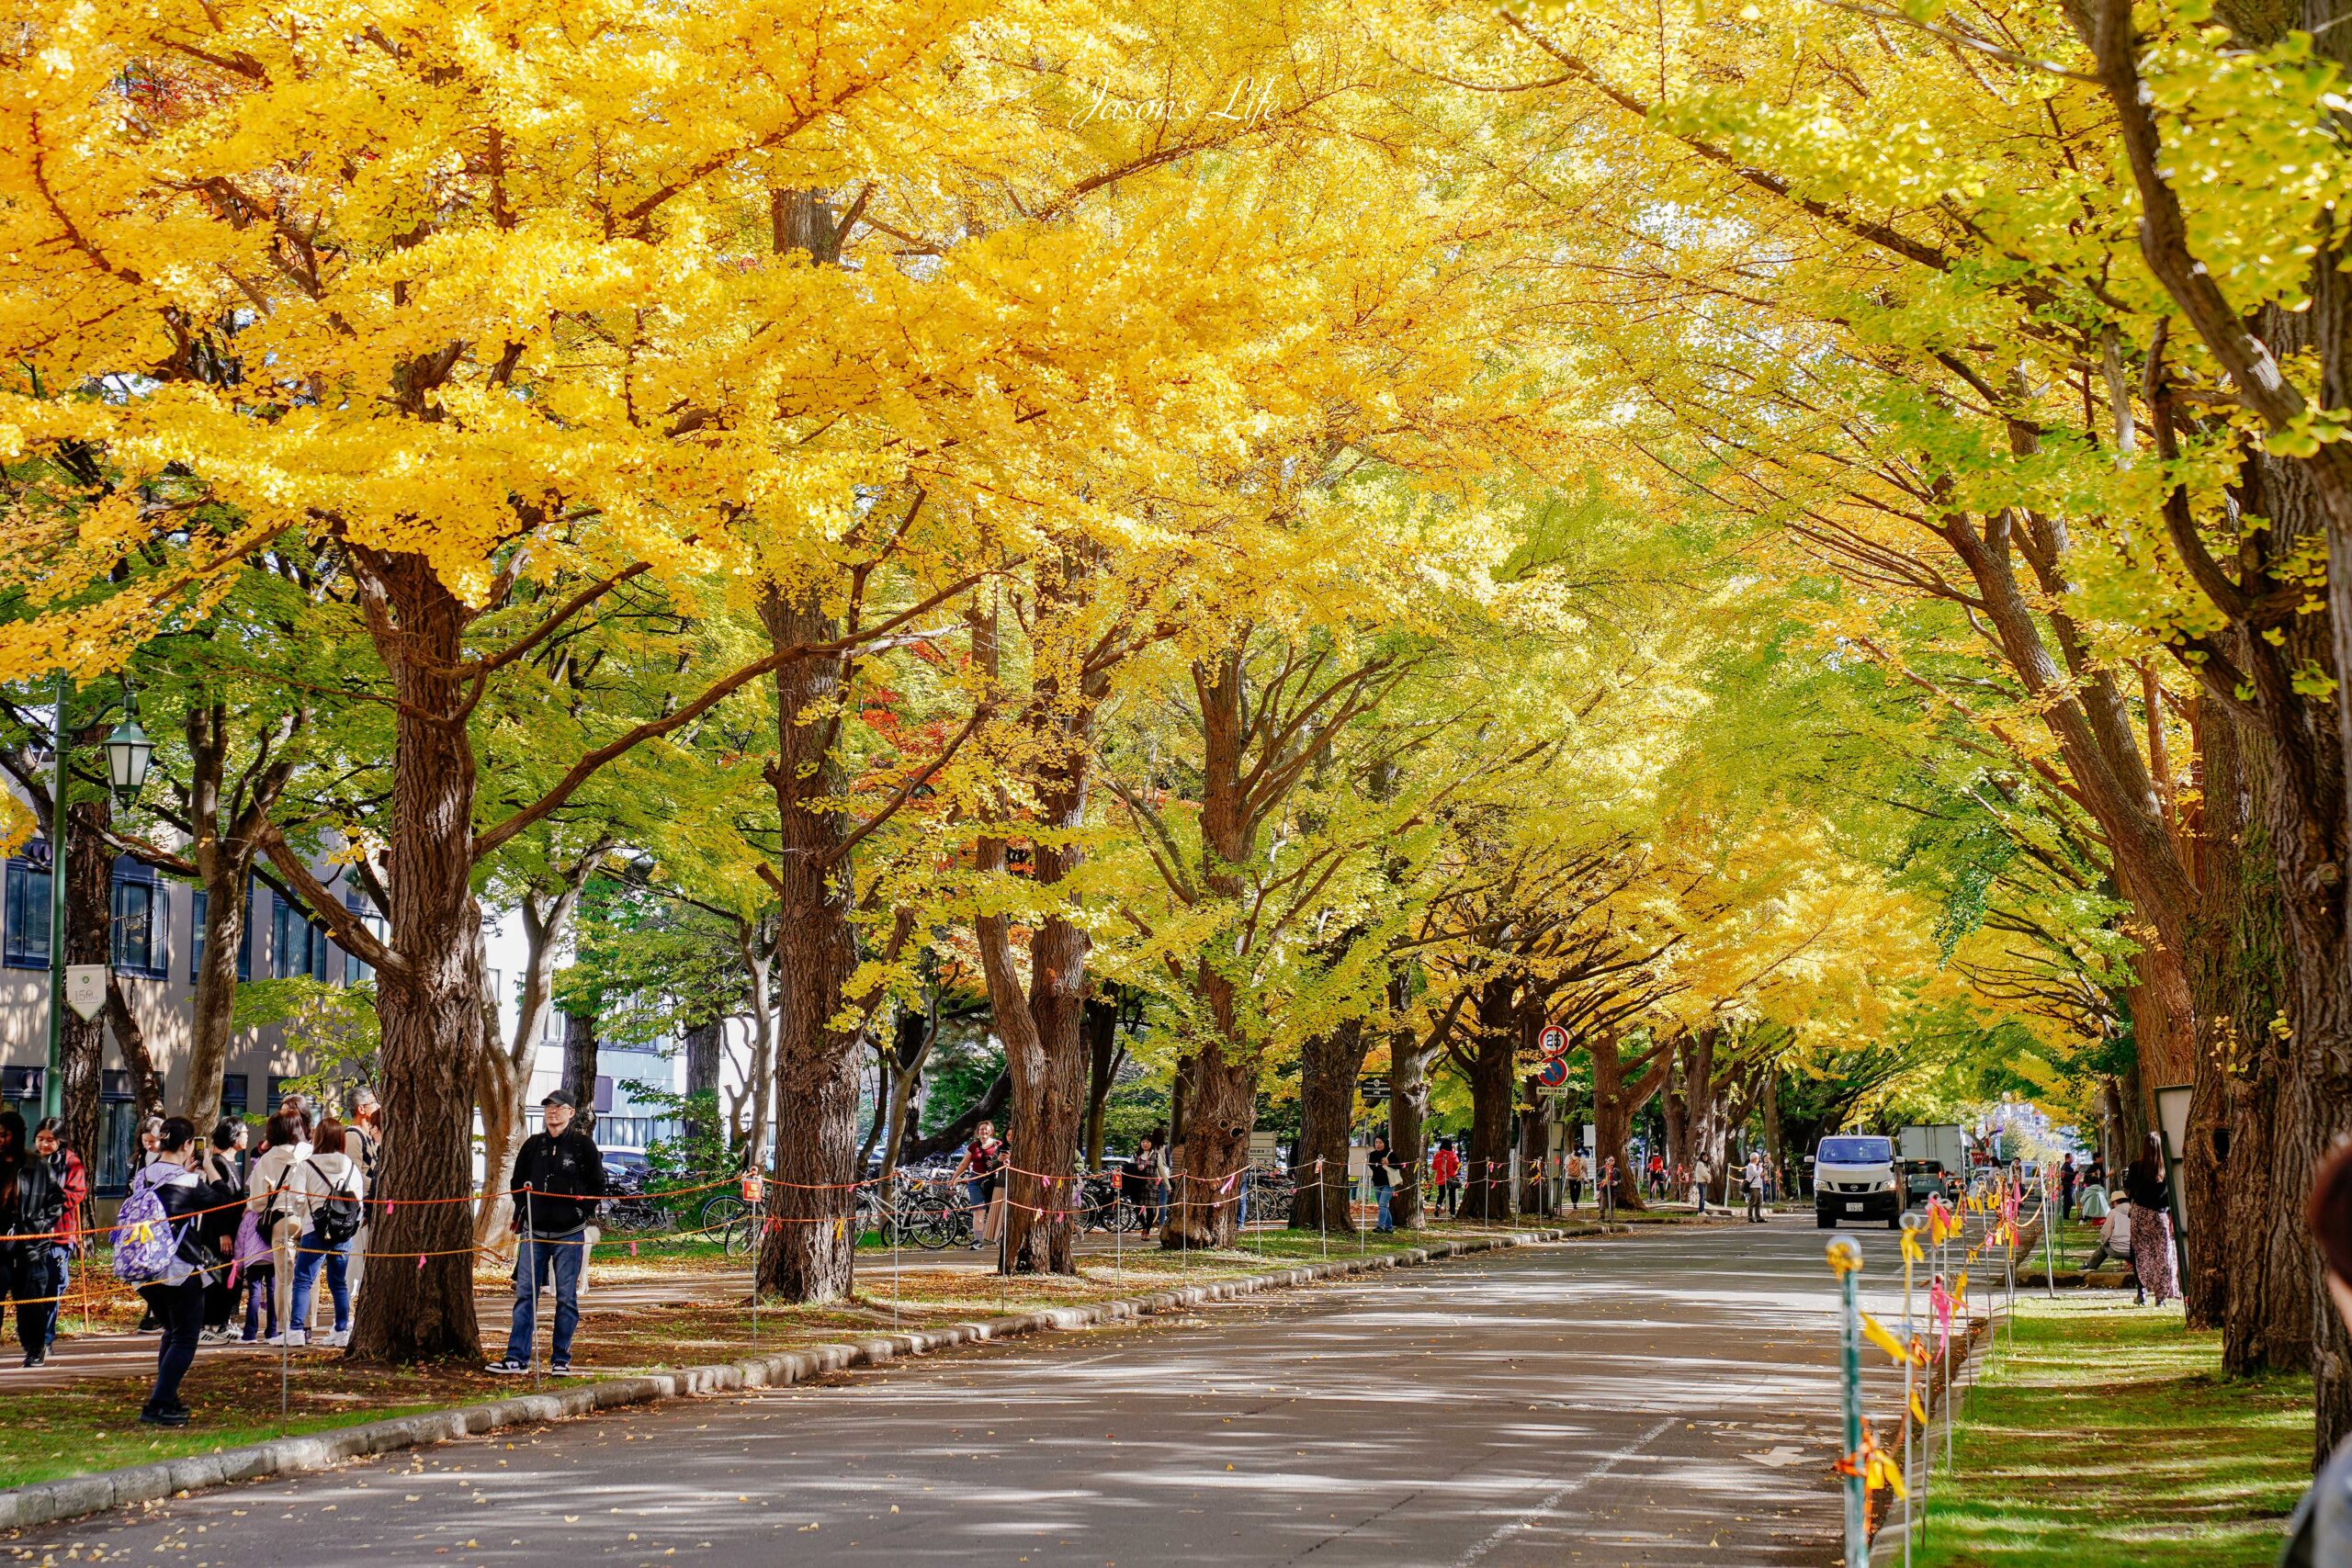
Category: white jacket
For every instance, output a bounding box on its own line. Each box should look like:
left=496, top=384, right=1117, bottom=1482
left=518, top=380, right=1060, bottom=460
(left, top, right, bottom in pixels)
left=2098, top=1201, right=2132, bottom=1249
left=286, top=1150, right=365, bottom=1224
left=247, top=1140, right=312, bottom=1219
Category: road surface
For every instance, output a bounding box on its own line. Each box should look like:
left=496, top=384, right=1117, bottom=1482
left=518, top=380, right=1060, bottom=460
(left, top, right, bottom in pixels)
left=12, top=1215, right=1920, bottom=1567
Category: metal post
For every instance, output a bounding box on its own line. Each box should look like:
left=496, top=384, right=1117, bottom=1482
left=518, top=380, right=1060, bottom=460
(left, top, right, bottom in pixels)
left=1318, top=1158, right=1327, bottom=1259
left=750, top=1182, right=762, bottom=1345
left=526, top=1185, right=539, bottom=1390
left=1828, top=1237, right=1867, bottom=1568
left=2041, top=1169, right=2058, bottom=1299
left=41, top=672, right=68, bottom=1122
left=1900, top=1213, right=1920, bottom=1568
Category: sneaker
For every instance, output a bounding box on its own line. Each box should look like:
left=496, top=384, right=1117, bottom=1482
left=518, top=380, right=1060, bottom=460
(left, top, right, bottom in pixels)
left=21, top=1352, right=44, bottom=1370
left=139, top=1406, right=190, bottom=1427
left=319, top=1330, right=349, bottom=1348
left=548, top=1359, right=572, bottom=1375
left=199, top=1326, right=233, bottom=1345
left=262, top=1331, right=307, bottom=1348
left=482, top=1359, right=529, bottom=1375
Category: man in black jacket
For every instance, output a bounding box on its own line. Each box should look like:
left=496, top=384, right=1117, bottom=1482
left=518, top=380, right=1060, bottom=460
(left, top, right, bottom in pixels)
left=0, top=1111, right=65, bottom=1367
left=487, top=1090, right=605, bottom=1374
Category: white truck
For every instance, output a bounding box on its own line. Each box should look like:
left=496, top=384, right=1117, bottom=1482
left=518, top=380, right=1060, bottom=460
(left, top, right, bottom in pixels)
left=1813, top=1134, right=1905, bottom=1229
left=1899, top=1122, right=1968, bottom=1205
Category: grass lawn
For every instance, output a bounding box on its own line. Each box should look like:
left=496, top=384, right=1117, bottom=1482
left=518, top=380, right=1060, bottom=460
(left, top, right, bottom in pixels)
left=0, top=1219, right=1563, bottom=1493
left=1912, top=1294, right=2310, bottom=1568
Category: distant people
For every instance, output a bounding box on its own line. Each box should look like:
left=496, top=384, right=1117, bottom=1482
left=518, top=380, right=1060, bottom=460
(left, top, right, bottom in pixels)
left=1690, top=1157, right=1712, bottom=1215
left=277, top=1091, right=314, bottom=1142
left=284, top=1119, right=365, bottom=1349
left=2281, top=1141, right=2352, bottom=1566
left=1125, top=1135, right=1165, bottom=1231
left=345, top=1087, right=381, bottom=1312
left=0, top=1111, right=66, bottom=1368
left=2059, top=1154, right=2078, bottom=1221
left=1646, top=1154, right=1667, bottom=1200
left=2124, top=1134, right=2178, bottom=1308
left=197, top=1120, right=247, bottom=1342
left=487, top=1090, right=604, bottom=1375
left=1743, top=1153, right=1767, bottom=1224
left=1564, top=1148, right=1589, bottom=1213
left=954, top=1120, right=1007, bottom=1252
left=32, top=1117, right=85, bottom=1353
left=1598, top=1155, right=1619, bottom=1224
left=2078, top=1164, right=2111, bottom=1221
left=246, top=1111, right=311, bottom=1337
left=1430, top=1140, right=1463, bottom=1218
left=1367, top=1136, right=1396, bottom=1234
left=126, top=1118, right=226, bottom=1427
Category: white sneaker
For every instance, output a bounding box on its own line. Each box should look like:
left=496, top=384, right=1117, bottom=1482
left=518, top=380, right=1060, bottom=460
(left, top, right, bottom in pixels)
left=320, top=1330, right=349, bottom=1348
left=263, top=1331, right=307, bottom=1348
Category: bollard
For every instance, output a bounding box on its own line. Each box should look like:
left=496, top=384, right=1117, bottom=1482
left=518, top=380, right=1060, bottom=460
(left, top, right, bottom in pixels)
left=1827, top=1236, right=1868, bottom=1568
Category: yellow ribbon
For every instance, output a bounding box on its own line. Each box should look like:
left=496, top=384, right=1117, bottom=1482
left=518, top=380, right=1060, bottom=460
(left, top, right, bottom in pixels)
left=1860, top=1311, right=1912, bottom=1366
left=1900, top=1228, right=1925, bottom=1265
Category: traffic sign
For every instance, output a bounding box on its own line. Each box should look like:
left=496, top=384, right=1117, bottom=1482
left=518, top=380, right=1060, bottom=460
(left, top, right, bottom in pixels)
left=1538, top=1023, right=1569, bottom=1058
left=1536, top=1055, right=1570, bottom=1089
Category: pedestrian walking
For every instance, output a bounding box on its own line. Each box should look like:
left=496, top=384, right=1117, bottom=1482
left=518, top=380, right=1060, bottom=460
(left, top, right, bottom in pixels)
left=2124, top=1134, right=2179, bottom=1307
left=31, top=1116, right=84, bottom=1352
left=1430, top=1140, right=1462, bottom=1218
left=121, top=1117, right=229, bottom=1427
left=245, top=1111, right=311, bottom=1337
left=954, top=1120, right=1006, bottom=1250
left=1743, top=1152, right=1767, bottom=1224
left=2059, top=1153, right=2078, bottom=1221
left=1646, top=1154, right=1666, bottom=1200
left=130, top=1114, right=167, bottom=1333
left=2281, top=1141, right=2352, bottom=1566
left=1598, top=1155, right=1619, bottom=1224
left=1565, top=1148, right=1589, bottom=1213
left=1368, top=1136, right=1396, bottom=1234
left=196, top=1120, right=247, bottom=1342
left=0, top=1111, right=66, bottom=1368
left=1124, top=1135, right=1164, bottom=1231
left=486, top=1089, right=605, bottom=1375
left=1690, top=1156, right=1712, bottom=1215
left=284, top=1119, right=366, bottom=1349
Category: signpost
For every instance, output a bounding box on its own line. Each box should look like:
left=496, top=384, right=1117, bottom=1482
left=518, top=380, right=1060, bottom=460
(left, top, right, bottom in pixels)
left=1538, top=1023, right=1568, bottom=1057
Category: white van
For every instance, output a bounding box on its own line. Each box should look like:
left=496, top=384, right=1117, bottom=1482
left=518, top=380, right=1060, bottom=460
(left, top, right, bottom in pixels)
left=1814, top=1134, right=1904, bottom=1229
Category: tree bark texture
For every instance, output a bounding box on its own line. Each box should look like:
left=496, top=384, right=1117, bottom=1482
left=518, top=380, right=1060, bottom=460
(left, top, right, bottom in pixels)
left=1387, top=1009, right=1431, bottom=1230
left=1463, top=979, right=1520, bottom=1221
left=756, top=582, right=861, bottom=1305
left=1293, top=1019, right=1370, bottom=1234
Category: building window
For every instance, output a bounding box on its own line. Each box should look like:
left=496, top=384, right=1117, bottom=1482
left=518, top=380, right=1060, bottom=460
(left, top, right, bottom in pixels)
left=110, top=858, right=169, bottom=979
left=0, top=1066, right=41, bottom=1114
left=190, top=888, right=254, bottom=984
left=95, top=1070, right=138, bottom=1195
left=345, top=896, right=384, bottom=986
left=4, top=850, right=51, bottom=969
left=221, top=1073, right=249, bottom=1115
left=270, top=892, right=328, bottom=981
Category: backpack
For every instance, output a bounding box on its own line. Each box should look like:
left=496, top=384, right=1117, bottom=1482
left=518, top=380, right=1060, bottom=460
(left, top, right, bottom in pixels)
left=110, top=1180, right=186, bottom=1282
left=306, top=1159, right=362, bottom=1246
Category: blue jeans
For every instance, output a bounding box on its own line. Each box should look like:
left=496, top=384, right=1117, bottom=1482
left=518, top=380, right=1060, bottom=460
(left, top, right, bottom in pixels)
left=1374, top=1186, right=1393, bottom=1232
left=289, top=1223, right=352, bottom=1335
left=504, top=1231, right=585, bottom=1365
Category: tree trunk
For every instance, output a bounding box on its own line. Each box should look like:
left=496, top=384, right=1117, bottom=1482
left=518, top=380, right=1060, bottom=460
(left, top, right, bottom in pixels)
left=1387, top=1017, right=1430, bottom=1231
left=345, top=549, right=486, bottom=1364
left=561, top=1008, right=600, bottom=1119
left=899, top=1069, right=1009, bottom=1165
left=1590, top=1032, right=1668, bottom=1213
left=737, top=917, right=776, bottom=1168
left=105, top=974, right=163, bottom=1117
left=57, top=782, right=111, bottom=1164
left=1082, top=994, right=1119, bottom=1174
left=1293, top=1020, right=1369, bottom=1233
left=180, top=855, right=251, bottom=1122
left=684, top=1018, right=722, bottom=1142
left=1516, top=1077, right=1552, bottom=1216
left=1167, top=1038, right=1253, bottom=1247
left=756, top=581, right=860, bottom=1305
left=1463, top=981, right=1520, bottom=1221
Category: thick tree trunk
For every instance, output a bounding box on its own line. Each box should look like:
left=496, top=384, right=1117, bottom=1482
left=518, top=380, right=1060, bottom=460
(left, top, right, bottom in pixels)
left=1590, top=1032, right=1668, bottom=1213
left=1463, top=982, right=1520, bottom=1221
left=684, top=1018, right=722, bottom=1142
left=1167, top=1037, right=1253, bottom=1247
left=756, top=583, right=860, bottom=1304
left=1293, top=1020, right=1369, bottom=1233
left=1516, top=1078, right=1552, bottom=1216
left=736, top=918, right=776, bottom=1167
left=180, top=857, right=251, bottom=1123
left=345, top=550, right=485, bottom=1364
left=1081, top=994, right=1119, bottom=1174
left=1387, top=1021, right=1430, bottom=1231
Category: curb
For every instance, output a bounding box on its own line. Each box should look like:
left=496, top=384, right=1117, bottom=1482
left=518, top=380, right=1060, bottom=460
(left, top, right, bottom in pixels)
left=0, top=1226, right=1577, bottom=1533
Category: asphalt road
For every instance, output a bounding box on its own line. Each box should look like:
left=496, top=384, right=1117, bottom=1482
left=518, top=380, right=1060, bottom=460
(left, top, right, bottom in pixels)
left=15, top=1214, right=1918, bottom=1568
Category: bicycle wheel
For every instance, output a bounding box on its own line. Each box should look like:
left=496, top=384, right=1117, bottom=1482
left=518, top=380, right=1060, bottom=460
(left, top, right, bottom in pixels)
left=909, top=1195, right=960, bottom=1250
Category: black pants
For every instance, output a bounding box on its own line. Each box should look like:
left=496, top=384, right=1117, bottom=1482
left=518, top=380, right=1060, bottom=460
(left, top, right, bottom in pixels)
left=1566, top=1180, right=1584, bottom=1209
left=0, top=1247, right=59, bottom=1358
left=139, top=1276, right=208, bottom=1414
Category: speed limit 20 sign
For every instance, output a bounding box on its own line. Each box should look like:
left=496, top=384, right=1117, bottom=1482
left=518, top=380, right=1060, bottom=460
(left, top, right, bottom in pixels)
left=1538, top=1024, right=1569, bottom=1058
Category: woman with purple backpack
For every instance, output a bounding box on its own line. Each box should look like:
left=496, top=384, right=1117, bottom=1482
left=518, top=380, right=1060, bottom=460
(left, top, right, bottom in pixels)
left=121, top=1118, right=230, bottom=1427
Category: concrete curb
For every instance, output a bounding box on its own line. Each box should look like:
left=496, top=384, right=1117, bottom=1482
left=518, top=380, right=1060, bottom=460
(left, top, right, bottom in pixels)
left=0, top=1226, right=1578, bottom=1533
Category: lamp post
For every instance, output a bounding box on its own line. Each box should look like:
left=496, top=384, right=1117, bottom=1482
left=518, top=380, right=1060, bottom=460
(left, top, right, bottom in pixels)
left=40, top=675, right=153, bottom=1121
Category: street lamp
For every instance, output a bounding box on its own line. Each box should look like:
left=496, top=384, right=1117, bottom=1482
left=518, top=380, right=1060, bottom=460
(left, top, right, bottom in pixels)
left=40, top=672, right=151, bottom=1120
left=104, top=686, right=153, bottom=810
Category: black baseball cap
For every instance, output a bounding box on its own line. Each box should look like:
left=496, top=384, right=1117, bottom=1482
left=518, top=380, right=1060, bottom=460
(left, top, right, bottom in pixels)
left=541, top=1089, right=578, bottom=1110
